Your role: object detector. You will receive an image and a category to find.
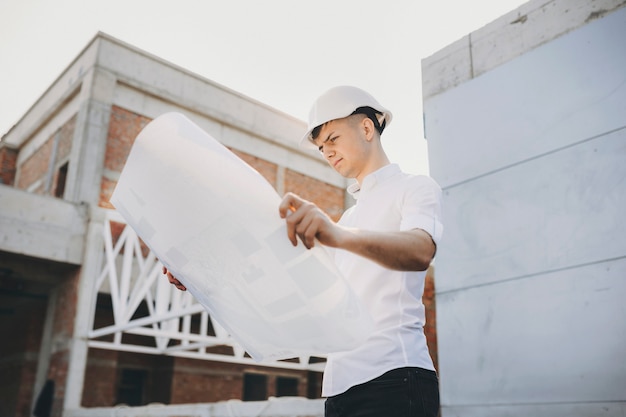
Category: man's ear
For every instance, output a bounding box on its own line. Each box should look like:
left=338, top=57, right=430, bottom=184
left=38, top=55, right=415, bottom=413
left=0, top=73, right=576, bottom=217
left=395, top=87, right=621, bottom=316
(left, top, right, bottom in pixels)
left=361, top=117, right=376, bottom=141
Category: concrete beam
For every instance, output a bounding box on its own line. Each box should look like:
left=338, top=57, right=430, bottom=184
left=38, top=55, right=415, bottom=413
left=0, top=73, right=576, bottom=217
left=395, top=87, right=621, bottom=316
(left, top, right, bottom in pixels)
left=0, top=185, right=87, bottom=264
left=94, top=34, right=307, bottom=154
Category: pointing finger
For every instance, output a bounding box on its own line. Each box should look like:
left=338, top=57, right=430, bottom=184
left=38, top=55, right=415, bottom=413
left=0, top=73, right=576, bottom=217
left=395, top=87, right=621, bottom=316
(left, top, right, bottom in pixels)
left=279, top=192, right=307, bottom=218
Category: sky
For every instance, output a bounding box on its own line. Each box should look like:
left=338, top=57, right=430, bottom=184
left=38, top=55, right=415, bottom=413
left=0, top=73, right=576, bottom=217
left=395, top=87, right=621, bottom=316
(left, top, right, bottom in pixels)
left=0, top=0, right=528, bottom=175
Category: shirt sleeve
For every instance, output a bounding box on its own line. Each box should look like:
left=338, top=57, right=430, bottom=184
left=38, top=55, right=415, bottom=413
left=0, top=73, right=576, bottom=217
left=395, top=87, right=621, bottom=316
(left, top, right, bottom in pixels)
left=399, top=175, right=444, bottom=246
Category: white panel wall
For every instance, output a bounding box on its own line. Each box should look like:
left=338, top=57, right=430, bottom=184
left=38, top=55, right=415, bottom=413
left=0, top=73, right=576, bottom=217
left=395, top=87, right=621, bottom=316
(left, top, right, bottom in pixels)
left=423, top=4, right=626, bottom=417
left=426, top=8, right=626, bottom=189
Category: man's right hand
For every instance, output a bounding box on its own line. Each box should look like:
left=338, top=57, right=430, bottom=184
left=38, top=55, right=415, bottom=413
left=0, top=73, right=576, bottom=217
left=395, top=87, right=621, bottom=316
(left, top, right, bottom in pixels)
left=162, top=266, right=187, bottom=291
left=278, top=192, right=343, bottom=250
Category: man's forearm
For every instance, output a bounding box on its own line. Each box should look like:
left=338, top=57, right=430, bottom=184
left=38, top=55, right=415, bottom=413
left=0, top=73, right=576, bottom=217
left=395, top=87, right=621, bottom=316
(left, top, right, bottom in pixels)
left=338, top=228, right=436, bottom=271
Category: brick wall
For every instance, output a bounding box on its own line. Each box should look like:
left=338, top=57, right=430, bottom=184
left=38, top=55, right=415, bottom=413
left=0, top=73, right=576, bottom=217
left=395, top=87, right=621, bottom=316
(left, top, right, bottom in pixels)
left=82, top=349, right=119, bottom=407
left=83, top=349, right=315, bottom=407
left=100, top=106, right=151, bottom=209
left=170, top=359, right=241, bottom=404
left=284, top=169, right=345, bottom=221
left=170, top=359, right=312, bottom=404
left=0, top=297, right=47, bottom=417
left=83, top=349, right=174, bottom=407
left=17, top=134, right=53, bottom=191
left=15, top=115, right=75, bottom=195
left=0, top=145, right=18, bottom=185
left=47, top=269, right=81, bottom=417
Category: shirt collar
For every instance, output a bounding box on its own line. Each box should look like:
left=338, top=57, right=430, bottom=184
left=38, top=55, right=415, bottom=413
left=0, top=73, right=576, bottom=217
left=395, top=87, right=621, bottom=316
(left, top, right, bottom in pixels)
left=347, top=164, right=400, bottom=199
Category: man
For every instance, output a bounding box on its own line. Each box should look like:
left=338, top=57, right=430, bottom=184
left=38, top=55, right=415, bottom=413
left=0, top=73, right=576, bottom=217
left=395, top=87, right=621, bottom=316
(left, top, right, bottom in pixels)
left=166, top=86, right=443, bottom=416
left=281, top=86, right=442, bottom=417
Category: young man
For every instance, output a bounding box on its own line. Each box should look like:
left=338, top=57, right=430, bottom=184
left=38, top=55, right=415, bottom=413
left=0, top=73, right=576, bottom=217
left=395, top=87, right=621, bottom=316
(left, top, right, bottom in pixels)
left=165, top=86, right=443, bottom=417
left=279, top=86, right=443, bottom=417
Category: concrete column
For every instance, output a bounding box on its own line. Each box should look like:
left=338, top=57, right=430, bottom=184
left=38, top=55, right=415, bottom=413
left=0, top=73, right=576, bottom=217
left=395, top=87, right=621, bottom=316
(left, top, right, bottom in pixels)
left=276, top=166, right=286, bottom=196
left=63, top=208, right=107, bottom=412
left=62, top=54, right=118, bottom=412
left=64, top=67, right=116, bottom=205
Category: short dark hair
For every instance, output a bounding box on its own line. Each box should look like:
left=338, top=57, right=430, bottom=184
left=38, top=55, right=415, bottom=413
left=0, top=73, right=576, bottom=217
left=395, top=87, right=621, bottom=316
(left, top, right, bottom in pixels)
left=311, top=124, right=324, bottom=141
left=351, top=107, right=386, bottom=135
left=310, top=106, right=386, bottom=141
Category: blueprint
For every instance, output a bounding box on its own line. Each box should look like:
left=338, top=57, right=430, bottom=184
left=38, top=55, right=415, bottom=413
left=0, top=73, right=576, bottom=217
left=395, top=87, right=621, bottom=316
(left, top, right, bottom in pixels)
left=110, top=112, right=372, bottom=361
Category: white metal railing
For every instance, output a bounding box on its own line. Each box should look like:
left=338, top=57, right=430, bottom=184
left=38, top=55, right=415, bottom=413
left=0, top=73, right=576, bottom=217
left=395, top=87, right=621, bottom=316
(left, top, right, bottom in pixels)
left=87, top=210, right=325, bottom=371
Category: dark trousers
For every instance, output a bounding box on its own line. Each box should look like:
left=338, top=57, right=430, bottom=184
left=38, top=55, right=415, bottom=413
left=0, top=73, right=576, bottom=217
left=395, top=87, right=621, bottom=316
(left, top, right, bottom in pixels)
left=324, top=367, right=440, bottom=417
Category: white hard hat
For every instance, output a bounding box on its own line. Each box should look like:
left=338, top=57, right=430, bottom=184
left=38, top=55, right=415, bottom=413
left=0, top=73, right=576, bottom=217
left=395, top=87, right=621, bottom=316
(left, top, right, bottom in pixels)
left=300, top=86, right=393, bottom=149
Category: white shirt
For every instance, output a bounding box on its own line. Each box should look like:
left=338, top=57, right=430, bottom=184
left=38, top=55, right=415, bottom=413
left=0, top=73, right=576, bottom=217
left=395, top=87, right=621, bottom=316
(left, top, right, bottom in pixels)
left=322, top=163, right=444, bottom=397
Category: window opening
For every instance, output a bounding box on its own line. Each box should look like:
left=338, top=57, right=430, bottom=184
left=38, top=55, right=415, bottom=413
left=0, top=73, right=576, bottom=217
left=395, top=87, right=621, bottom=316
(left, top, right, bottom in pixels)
left=276, top=376, right=299, bottom=397
left=243, top=373, right=267, bottom=401
left=54, top=161, right=68, bottom=198
left=116, top=368, right=147, bottom=406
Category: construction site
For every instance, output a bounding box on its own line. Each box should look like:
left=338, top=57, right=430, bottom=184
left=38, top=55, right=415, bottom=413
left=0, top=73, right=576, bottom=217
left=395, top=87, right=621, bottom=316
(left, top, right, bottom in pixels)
left=1, top=0, right=624, bottom=416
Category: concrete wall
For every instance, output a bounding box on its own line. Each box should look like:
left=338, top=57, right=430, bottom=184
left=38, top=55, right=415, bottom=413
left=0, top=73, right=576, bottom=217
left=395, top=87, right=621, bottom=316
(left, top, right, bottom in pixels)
left=422, top=0, right=626, bottom=416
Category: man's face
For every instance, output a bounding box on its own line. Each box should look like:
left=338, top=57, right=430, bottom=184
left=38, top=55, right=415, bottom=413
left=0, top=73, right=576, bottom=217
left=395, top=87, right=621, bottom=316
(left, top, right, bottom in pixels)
left=313, top=116, right=371, bottom=181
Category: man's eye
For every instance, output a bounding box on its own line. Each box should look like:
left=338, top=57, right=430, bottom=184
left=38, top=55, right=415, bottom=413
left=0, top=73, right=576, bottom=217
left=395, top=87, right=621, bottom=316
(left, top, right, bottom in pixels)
left=330, top=136, right=338, bottom=143
left=318, top=145, right=324, bottom=153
